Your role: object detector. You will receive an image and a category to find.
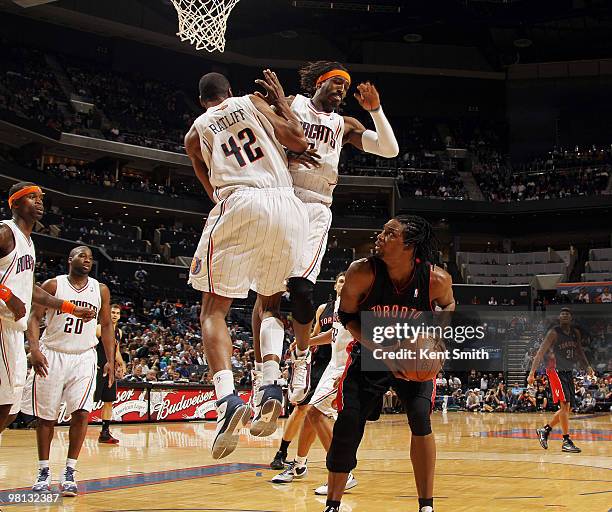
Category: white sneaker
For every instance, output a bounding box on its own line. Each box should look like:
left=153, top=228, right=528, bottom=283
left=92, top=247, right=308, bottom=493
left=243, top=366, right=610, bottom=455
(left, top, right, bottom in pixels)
left=32, top=467, right=51, bottom=492
left=60, top=466, right=78, bottom=497
left=271, top=461, right=308, bottom=483
left=288, top=348, right=312, bottom=403
left=314, top=472, right=357, bottom=495
left=420, top=507, right=434, bottom=512
left=250, top=369, right=262, bottom=414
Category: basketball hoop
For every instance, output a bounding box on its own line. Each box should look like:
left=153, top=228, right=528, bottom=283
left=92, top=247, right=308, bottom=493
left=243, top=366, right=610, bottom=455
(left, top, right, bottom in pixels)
left=170, top=0, right=240, bottom=53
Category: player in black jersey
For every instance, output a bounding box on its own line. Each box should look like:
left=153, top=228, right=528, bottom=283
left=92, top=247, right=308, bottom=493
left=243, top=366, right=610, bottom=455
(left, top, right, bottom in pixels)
left=528, top=307, right=593, bottom=453
left=269, top=275, right=342, bottom=470
left=323, top=216, right=455, bottom=512
left=94, top=303, right=126, bottom=444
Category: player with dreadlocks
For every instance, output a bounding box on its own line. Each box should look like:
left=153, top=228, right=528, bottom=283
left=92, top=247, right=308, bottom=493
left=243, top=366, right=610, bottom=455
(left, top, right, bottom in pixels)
left=251, top=61, right=399, bottom=465
left=321, top=215, right=455, bottom=512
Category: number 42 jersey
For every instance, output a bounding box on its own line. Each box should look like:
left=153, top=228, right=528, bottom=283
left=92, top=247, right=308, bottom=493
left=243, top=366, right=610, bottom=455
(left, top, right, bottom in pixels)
left=193, top=95, right=293, bottom=203
left=40, top=275, right=101, bottom=354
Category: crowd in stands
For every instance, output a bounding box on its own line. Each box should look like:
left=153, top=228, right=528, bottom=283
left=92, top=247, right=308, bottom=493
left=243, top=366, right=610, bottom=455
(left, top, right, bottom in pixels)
left=0, top=39, right=66, bottom=133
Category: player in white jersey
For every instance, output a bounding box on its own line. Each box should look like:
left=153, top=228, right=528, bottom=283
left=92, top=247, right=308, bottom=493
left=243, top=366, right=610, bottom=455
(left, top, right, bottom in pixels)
left=0, top=183, right=96, bottom=433
left=251, top=61, right=399, bottom=406
left=272, top=271, right=358, bottom=494
left=22, top=245, right=116, bottom=496
left=184, top=71, right=311, bottom=459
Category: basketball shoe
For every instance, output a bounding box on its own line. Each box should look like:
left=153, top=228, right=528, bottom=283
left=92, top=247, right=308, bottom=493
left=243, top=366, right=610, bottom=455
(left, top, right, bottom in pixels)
left=212, top=392, right=251, bottom=459
left=60, top=467, right=78, bottom=497
left=271, top=460, right=308, bottom=483
left=270, top=449, right=289, bottom=470
left=562, top=437, right=581, bottom=453
left=32, top=467, right=51, bottom=493
left=98, top=431, right=119, bottom=444
left=314, top=472, right=358, bottom=495
left=250, top=382, right=283, bottom=437
left=536, top=426, right=550, bottom=449
left=249, top=368, right=262, bottom=412
left=288, top=348, right=312, bottom=403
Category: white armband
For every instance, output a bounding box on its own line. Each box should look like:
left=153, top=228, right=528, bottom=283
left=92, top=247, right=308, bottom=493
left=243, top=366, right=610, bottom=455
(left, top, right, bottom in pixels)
left=360, top=106, right=399, bottom=158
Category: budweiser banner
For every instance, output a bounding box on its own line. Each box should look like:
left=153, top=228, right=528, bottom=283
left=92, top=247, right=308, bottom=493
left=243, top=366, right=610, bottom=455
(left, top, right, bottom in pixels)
left=58, top=386, right=251, bottom=424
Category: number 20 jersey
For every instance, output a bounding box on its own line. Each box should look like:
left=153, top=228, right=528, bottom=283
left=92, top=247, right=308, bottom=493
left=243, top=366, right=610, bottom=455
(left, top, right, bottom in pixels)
left=193, top=95, right=293, bottom=203
left=40, top=275, right=100, bottom=354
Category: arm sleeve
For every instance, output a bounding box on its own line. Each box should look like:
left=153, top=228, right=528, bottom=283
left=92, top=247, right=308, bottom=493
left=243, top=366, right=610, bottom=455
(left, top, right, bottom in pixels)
left=360, top=106, right=399, bottom=158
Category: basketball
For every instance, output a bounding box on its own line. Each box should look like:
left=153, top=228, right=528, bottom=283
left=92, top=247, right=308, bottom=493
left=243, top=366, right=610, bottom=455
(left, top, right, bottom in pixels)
left=393, top=335, right=447, bottom=382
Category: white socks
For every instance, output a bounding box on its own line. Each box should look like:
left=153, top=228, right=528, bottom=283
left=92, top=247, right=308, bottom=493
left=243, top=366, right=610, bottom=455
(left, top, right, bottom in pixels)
left=262, top=360, right=282, bottom=385
left=213, top=369, right=235, bottom=400
left=39, top=460, right=49, bottom=470
left=255, top=362, right=263, bottom=373
left=66, top=458, right=77, bottom=470
left=295, top=455, right=307, bottom=468
left=261, top=317, right=284, bottom=385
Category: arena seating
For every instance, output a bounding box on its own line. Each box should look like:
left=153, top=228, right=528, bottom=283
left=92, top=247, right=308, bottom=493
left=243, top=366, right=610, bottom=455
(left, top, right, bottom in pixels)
left=457, top=250, right=569, bottom=285
left=582, top=248, right=612, bottom=282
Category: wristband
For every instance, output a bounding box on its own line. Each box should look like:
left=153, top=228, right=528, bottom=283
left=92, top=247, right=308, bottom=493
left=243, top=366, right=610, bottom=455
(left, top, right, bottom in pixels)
left=0, top=284, right=13, bottom=302
left=61, top=300, right=76, bottom=315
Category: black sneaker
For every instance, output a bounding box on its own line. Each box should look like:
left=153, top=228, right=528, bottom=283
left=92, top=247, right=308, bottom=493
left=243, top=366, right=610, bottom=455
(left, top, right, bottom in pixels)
left=562, top=438, right=581, bottom=453
left=536, top=427, right=550, bottom=449
left=270, top=450, right=288, bottom=470
left=324, top=507, right=339, bottom=512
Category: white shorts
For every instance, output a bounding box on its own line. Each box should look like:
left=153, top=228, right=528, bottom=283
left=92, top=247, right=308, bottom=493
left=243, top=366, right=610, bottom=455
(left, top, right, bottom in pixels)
left=189, top=187, right=308, bottom=298
left=0, top=321, right=27, bottom=415
left=21, top=345, right=98, bottom=421
left=309, top=363, right=345, bottom=420
left=290, top=202, right=332, bottom=284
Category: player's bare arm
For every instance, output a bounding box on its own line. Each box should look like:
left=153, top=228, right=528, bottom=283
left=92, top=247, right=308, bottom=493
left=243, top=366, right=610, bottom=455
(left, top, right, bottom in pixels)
left=342, top=82, right=399, bottom=158
left=98, top=284, right=116, bottom=388
left=338, top=258, right=375, bottom=343
left=32, top=282, right=96, bottom=321
left=309, top=329, right=333, bottom=347
left=185, top=125, right=215, bottom=202
left=0, top=224, right=26, bottom=320
left=527, top=329, right=557, bottom=385
left=251, top=69, right=309, bottom=153
left=311, top=303, right=326, bottom=337
left=429, top=266, right=456, bottom=311
left=26, top=278, right=56, bottom=378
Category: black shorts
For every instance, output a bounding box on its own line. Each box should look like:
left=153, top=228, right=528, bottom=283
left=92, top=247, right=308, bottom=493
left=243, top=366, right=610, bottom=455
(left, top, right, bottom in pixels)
left=546, top=369, right=577, bottom=408
left=94, top=366, right=117, bottom=403
left=337, top=342, right=435, bottom=420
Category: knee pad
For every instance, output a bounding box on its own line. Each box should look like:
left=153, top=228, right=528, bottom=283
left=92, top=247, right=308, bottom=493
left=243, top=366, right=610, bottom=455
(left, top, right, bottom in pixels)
left=326, top=408, right=361, bottom=473
left=406, top=397, right=432, bottom=436
left=287, top=277, right=315, bottom=324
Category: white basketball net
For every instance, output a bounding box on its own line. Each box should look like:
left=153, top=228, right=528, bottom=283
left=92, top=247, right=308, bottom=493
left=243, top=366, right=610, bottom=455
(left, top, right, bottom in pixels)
left=171, top=0, right=240, bottom=53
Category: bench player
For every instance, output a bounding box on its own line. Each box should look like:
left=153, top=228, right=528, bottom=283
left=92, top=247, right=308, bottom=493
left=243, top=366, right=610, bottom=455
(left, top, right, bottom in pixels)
left=251, top=61, right=399, bottom=406
left=94, top=302, right=126, bottom=444
left=324, top=216, right=455, bottom=512
left=0, top=183, right=96, bottom=433
left=184, top=71, right=309, bottom=458
left=22, top=245, right=116, bottom=496
left=528, top=307, right=594, bottom=453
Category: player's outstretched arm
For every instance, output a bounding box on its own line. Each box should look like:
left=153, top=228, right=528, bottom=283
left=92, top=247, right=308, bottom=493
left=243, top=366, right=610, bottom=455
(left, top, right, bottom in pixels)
left=310, top=303, right=326, bottom=337
left=26, top=278, right=55, bottom=378
left=574, top=330, right=594, bottom=376
left=184, top=125, right=215, bottom=202
left=98, top=284, right=116, bottom=388
left=32, top=282, right=96, bottom=321
left=342, top=82, right=399, bottom=158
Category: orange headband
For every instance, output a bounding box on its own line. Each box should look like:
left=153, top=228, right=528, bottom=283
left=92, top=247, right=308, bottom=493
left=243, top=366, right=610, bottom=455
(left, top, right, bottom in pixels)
left=8, top=186, right=43, bottom=208
left=316, top=69, right=351, bottom=88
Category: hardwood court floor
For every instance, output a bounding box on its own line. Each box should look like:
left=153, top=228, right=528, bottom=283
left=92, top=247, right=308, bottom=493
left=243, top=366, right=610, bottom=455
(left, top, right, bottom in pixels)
left=1, top=412, right=610, bottom=512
